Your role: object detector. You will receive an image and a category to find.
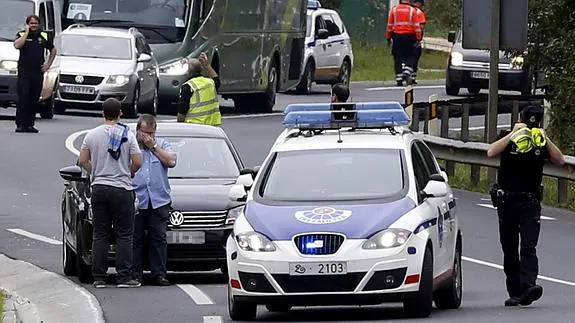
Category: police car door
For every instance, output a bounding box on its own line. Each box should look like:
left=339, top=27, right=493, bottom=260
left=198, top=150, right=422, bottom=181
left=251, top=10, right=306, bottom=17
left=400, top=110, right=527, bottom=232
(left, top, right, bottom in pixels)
left=312, top=15, right=329, bottom=75
left=411, top=142, right=449, bottom=273
left=134, top=36, right=154, bottom=99
left=320, top=13, right=342, bottom=70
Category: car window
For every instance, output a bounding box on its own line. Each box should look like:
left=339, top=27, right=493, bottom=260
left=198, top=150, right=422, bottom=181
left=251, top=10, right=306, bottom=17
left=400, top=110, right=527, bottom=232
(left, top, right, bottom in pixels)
left=321, top=14, right=341, bottom=37
left=163, top=137, right=240, bottom=179
left=0, top=0, right=33, bottom=40
left=314, top=15, right=325, bottom=34
left=46, top=1, right=55, bottom=31
left=39, top=3, right=48, bottom=30
left=415, top=141, right=439, bottom=175
left=411, top=144, right=429, bottom=192
left=259, top=148, right=405, bottom=202
left=59, top=34, right=133, bottom=60
left=331, top=13, right=346, bottom=34
left=306, top=14, right=312, bottom=37
left=135, top=37, right=148, bottom=55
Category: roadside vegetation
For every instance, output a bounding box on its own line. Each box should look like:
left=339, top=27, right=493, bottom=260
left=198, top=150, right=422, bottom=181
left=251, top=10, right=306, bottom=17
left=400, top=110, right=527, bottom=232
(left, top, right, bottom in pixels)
left=0, top=289, right=4, bottom=322
left=352, top=44, right=447, bottom=81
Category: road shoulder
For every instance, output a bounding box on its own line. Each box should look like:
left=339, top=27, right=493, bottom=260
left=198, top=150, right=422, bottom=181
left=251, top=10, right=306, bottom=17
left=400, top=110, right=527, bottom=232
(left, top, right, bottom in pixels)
left=0, top=254, right=104, bottom=323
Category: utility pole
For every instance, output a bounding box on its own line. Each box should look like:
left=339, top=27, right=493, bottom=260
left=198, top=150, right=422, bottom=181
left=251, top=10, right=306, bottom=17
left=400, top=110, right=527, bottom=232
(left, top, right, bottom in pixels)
left=486, top=0, right=500, bottom=183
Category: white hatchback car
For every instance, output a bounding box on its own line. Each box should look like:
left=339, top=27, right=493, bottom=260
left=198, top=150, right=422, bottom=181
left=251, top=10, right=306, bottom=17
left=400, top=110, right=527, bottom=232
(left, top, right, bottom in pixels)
left=225, top=102, right=463, bottom=321
left=295, top=0, right=354, bottom=94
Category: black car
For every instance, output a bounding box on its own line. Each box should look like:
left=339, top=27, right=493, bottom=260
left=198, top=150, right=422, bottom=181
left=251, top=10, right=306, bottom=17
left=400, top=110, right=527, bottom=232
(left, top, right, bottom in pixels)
left=58, top=122, right=256, bottom=283
left=445, top=30, right=536, bottom=96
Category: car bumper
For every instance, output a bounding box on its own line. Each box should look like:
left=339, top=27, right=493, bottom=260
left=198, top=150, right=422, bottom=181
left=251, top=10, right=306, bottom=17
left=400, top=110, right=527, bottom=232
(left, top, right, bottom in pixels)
left=55, top=77, right=136, bottom=108
left=165, top=228, right=232, bottom=271
left=226, top=235, right=427, bottom=305
left=0, top=74, right=18, bottom=105
left=448, top=66, right=527, bottom=91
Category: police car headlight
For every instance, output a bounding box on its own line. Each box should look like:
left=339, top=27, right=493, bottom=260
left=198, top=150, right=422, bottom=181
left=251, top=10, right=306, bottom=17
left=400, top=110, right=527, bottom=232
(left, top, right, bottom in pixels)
left=159, top=58, right=189, bottom=75
left=106, top=75, right=129, bottom=86
left=0, top=60, right=18, bottom=72
left=362, top=228, right=412, bottom=249
left=450, top=52, right=463, bottom=67
left=235, top=231, right=276, bottom=252
left=225, top=205, right=244, bottom=225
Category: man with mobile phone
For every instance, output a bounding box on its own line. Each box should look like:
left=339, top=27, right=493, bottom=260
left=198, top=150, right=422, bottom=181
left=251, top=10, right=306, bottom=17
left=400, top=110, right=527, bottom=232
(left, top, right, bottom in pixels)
left=13, top=14, right=57, bottom=133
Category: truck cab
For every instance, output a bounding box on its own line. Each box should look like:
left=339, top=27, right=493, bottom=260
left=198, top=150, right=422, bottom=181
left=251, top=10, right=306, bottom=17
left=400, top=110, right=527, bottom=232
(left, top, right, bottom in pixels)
left=0, top=0, right=62, bottom=119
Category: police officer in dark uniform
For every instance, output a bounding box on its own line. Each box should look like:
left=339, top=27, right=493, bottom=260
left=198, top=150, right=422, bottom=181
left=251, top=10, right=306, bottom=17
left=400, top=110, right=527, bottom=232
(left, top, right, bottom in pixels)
left=487, top=105, right=565, bottom=307
left=13, top=14, right=57, bottom=133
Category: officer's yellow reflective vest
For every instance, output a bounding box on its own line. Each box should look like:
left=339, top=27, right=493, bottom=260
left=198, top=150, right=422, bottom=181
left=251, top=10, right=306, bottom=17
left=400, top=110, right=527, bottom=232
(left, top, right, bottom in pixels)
left=183, top=76, right=221, bottom=126
left=19, top=31, right=48, bottom=41
left=510, top=127, right=546, bottom=153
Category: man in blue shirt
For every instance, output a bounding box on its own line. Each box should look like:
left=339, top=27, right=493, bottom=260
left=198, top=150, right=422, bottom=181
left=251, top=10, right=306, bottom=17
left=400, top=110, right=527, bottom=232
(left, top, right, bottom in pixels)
left=132, top=114, right=177, bottom=286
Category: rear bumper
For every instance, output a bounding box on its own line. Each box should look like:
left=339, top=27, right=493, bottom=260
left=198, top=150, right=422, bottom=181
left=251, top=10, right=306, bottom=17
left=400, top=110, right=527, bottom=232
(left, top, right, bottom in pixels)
left=448, top=67, right=528, bottom=91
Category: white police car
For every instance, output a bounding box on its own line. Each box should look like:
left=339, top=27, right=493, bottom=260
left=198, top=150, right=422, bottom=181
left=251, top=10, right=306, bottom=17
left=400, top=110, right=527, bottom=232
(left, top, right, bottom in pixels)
left=295, top=0, right=354, bottom=94
left=225, top=102, right=462, bottom=320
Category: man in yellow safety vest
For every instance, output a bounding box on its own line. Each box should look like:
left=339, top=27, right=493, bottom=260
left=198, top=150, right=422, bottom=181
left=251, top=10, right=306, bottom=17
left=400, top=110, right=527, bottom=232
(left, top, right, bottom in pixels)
left=176, top=52, right=221, bottom=125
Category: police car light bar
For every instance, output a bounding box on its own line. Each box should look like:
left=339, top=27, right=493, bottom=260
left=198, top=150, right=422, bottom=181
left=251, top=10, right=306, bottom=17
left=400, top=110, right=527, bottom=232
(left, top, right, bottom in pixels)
left=307, top=0, right=321, bottom=9
left=283, top=108, right=410, bottom=130
left=284, top=101, right=404, bottom=115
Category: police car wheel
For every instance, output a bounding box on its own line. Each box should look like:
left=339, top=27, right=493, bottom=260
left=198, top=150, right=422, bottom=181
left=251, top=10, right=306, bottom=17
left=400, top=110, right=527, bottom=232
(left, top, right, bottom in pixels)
left=228, top=284, right=257, bottom=321
left=403, top=246, right=433, bottom=318
left=75, top=223, right=94, bottom=283
left=62, top=213, right=77, bottom=276
left=39, top=98, right=54, bottom=119
left=433, top=240, right=463, bottom=309
left=296, top=60, right=314, bottom=94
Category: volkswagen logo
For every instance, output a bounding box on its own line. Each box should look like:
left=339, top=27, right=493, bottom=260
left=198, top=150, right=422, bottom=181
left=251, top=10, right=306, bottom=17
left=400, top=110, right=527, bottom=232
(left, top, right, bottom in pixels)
left=169, top=211, right=184, bottom=227
left=75, top=75, right=84, bottom=84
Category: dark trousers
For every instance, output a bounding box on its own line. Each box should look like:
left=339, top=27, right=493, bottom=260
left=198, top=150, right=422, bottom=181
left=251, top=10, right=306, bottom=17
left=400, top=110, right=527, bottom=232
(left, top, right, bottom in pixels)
left=133, top=202, right=170, bottom=279
left=16, top=72, right=43, bottom=128
left=91, top=184, right=136, bottom=282
left=497, top=196, right=541, bottom=298
left=391, top=33, right=418, bottom=81
left=415, top=44, right=422, bottom=76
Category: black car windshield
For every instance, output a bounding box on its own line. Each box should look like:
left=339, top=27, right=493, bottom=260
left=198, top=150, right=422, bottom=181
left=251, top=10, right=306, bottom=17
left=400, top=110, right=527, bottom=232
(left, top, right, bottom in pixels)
left=60, top=0, right=190, bottom=43
left=163, top=137, right=240, bottom=179
left=306, top=15, right=312, bottom=37
left=0, top=0, right=34, bottom=40
left=58, top=34, right=132, bottom=60
left=260, top=148, right=405, bottom=202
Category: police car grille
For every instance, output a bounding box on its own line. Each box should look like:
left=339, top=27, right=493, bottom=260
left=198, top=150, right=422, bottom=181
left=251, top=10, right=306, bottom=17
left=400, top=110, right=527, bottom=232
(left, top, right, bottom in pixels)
left=272, top=272, right=366, bottom=293
left=293, top=233, right=345, bottom=255
left=168, top=211, right=228, bottom=229
left=60, top=74, right=104, bottom=85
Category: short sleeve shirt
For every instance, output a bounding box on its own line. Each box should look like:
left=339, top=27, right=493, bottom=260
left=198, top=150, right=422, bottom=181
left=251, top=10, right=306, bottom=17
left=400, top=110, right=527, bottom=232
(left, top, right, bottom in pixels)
left=15, top=30, right=54, bottom=74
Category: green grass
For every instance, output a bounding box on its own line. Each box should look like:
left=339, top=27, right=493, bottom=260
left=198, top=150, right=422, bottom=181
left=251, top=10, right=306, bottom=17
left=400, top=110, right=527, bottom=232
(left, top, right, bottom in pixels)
left=352, top=44, right=448, bottom=82
left=0, top=289, right=4, bottom=323
left=437, top=160, right=575, bottom=211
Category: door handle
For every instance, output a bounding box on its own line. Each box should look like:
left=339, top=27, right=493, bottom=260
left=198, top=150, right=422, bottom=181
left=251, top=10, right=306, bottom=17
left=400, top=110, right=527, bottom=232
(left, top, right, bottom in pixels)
left=327, top=44, right=332, bottom=47
left=339, top=41, right=344, bottom=44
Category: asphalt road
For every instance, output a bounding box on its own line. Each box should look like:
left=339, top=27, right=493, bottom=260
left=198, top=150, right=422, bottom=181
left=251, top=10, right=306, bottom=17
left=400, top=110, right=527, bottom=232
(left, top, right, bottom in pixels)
left=2, top=82, right=573, bottom=323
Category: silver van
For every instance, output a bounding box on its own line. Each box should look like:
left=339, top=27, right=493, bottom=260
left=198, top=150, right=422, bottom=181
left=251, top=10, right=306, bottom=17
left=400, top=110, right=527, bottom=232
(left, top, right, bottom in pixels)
left=0, top=0, right=62, bottom=119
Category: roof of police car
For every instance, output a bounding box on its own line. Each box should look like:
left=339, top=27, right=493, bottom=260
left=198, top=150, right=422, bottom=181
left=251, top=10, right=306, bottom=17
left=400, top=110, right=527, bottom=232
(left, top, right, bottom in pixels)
left=124, top=122, right=228, bottom=138
left=272, top=128, right=410, bottom=152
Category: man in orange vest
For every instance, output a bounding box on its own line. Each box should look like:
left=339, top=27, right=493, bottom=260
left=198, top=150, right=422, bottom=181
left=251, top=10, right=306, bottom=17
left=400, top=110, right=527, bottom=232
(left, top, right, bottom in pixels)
left=412, top=0, right=426, bottom=84
left=386, top=0, right=423, bottom=86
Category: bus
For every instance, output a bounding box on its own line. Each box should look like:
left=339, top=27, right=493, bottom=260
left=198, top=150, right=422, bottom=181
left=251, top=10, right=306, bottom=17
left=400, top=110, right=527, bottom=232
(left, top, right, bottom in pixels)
left=58, top=0, right=307, bottom=114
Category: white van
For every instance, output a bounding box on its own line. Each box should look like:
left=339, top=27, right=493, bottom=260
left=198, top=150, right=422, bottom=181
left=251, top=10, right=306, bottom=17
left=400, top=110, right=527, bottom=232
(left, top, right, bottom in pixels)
left=0, top=0, right=62, bottom=119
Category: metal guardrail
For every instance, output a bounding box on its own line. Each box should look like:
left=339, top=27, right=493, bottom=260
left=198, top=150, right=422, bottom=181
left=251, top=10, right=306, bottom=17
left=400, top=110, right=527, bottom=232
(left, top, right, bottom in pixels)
left=421, top=37, right=451, bottom=53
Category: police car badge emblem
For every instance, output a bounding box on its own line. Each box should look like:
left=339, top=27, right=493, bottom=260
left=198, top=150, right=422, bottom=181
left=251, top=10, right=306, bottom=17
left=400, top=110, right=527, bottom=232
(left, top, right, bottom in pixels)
left=294, top=207, right=352, bottom=224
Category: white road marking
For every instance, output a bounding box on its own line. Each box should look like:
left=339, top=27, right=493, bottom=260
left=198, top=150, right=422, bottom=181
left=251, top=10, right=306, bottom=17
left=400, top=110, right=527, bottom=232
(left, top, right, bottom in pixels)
left=480, top=198, right=491, bottom=201
left=476, top=203, right=556, bottom=220
left=203, top=316, right=223, bottom=323
left=65, top=129, right=90, bottom=156
left=6, top=228, right=62, bottom=245
left=365, top=85, right=444, bottom=91
left=177, top=284, right=214, bottom=305
left=463, top=256, right=575, bottom=287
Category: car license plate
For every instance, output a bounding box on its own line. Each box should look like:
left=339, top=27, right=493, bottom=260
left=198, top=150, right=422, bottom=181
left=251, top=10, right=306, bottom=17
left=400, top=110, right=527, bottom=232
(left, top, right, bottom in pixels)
left=167, top=231, right=205, bottom=244
left=289, top=262, right=347, bottom=276
left=61, top=85, right=95, bottom=94
left=471, top=71, right=489, bottom=79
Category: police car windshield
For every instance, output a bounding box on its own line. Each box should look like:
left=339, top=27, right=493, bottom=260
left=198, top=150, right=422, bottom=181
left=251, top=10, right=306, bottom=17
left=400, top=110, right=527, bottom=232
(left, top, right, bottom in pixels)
left=163, top=137, right=240, bottom=179
left=306, top=15, right=312, bottom=37
left=0, top=0, right=34, bottom=40
left=58, top=34, right=132, bottom=60
left=260, top=148, right=405, bottom=202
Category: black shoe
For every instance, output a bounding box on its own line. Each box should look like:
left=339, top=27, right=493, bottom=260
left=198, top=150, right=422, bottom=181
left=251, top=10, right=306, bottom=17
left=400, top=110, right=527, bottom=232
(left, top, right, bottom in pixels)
left=93, top=280, right=107, bottom=288
left=117, top=279, right=141, bottom=288
left=152, top=276, right=170, bottom=286
left=505, top=296, right=521, bottom=306
left=396, top=81, right=403, bottom=86
left=519, top=285, right=543, bottom=306
left=26, top=126, right=39, bottom=133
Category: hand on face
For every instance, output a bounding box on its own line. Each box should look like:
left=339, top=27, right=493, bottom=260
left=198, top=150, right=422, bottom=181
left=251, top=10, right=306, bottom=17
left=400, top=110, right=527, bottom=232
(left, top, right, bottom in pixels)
left=138, top=132, right=156, bottom=149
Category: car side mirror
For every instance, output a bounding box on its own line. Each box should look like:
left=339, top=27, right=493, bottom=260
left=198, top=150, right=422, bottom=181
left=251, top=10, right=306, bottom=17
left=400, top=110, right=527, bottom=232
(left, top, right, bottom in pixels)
left=316, top=29, right=329, bottom=40
left=441, top=170, right=449, bottom=183
left=236, top=173, right=254, bottom=189
left=59, top=165, right=86, bottom=182
left=421, top=174, right=448, bottom=199
left=137, top=53, right=152, bottom=63
left=448, top=30, right=456, bottom=43
left=228, top=184, right=247, bottom=202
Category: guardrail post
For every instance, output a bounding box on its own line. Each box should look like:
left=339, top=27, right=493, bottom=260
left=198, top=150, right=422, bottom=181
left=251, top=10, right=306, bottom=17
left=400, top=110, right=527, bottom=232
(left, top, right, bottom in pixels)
left=410, top=107, right=420, bottom=132
left=511, top=100, right=519, bottom=126
left=404, top=85, right=414, bottom=107
left=557, top=179, right=568, bottom=204
left=460, top=104, right=480, bottom=185
left=427, top=94, right=439, bottom=136
left=440, top=105, right=455, bottom=176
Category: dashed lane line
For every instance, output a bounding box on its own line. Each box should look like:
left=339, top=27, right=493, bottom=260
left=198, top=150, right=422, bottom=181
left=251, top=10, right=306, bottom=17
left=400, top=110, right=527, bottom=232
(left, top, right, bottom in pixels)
left=203, top=316, right=223, bottom=323
left=177, top=284, right=215, bottom=305
left=6, top=228, right=62, bottom=245
left=476, top=203, right=556, bottom=220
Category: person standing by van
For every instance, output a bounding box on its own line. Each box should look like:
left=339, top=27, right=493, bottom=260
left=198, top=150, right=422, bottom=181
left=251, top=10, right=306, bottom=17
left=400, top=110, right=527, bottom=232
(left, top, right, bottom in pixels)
left=13, top=14, right=57, bottom=133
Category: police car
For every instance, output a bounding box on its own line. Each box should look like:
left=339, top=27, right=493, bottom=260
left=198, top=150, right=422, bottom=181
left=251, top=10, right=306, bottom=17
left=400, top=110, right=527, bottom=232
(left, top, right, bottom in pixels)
left=295, top=0, right=354, bottom=94
left=225, top=102, right=462, bottom=320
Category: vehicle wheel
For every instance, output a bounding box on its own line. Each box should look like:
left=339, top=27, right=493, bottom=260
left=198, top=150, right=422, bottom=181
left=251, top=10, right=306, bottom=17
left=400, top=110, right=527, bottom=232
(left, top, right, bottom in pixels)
left=39, top=97, right=54, bottom=119
left=266, top=304, right=292, bottom=312
left=434, top=240, right=463, bottom=309
left=228, top=284, right=257, bottom=321
left=123, top=86, right=139, bottom=119
left=75, top=223, right=94, bottom=284
left=338, top=59, right=351, bottom=86
left=256, top=61, right=278, bottom=113
left=467, top=87, right=480, bottom=95
left=296, top=60, right=314, bottom=94
left=445, top=83, right=460, bottom=96
left=147, top=85, right=158, bottom=116
left=54, top=101, right=66, bottom=114
left=403, top=246, right=434, bottom=318
left=221, top=263, right=229, bottom=280
left=62, top=216, right=77, bottom=276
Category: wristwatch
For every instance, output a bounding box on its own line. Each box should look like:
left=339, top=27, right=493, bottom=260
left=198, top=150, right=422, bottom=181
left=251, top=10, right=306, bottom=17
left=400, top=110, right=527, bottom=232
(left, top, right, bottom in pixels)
left=151, top=143, right=158, bottom=151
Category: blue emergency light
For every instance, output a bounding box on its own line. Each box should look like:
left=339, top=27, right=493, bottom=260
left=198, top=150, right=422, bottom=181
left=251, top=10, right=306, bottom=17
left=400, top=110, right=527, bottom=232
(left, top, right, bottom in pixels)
left=308, top=0, right=321, bottom=9
left=282, top=102, right=411, bottom=130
